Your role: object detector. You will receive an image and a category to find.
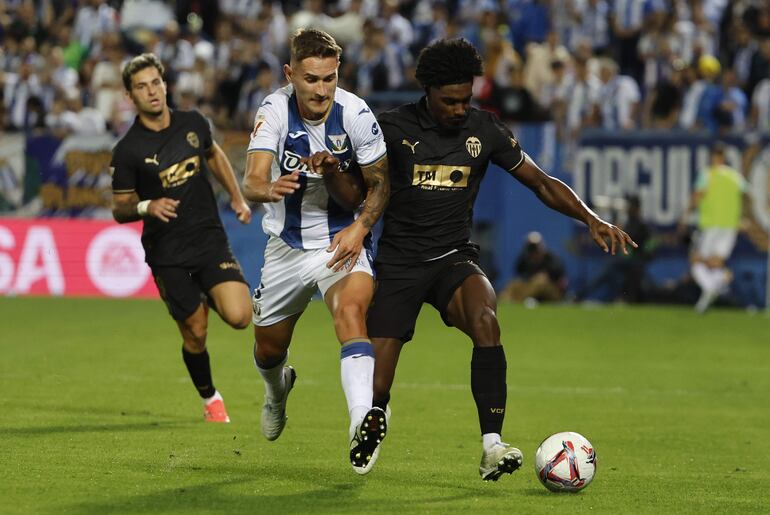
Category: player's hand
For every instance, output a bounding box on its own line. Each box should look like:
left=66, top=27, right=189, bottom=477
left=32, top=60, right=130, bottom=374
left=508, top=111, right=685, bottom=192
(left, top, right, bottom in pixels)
left=267, top=171, right=301, bottom=201
left=147, top=198, right=179, bottom=223
left=231, top=198, right=252, bottom=224
left=588, top=218, right=637, bottom=255
left=326, top=221, right=368, bottom=272
left=301, top=151, right=340, bottom=176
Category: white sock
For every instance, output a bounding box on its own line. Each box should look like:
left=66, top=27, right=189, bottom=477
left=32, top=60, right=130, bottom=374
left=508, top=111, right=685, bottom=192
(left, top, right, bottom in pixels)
left=483, top=433, right=502, bottom=450
left=692, top=262, right=710, bottom=291
left=340, top=339, right=374, bottom=426
left=203, top=390, right=223, bottom=405
left=256, top=351, right=288, bottom=402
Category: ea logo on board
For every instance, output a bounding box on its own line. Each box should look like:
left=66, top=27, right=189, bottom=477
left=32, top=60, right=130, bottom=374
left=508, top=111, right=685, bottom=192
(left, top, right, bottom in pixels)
left=86, top=226, right=149, bottom=296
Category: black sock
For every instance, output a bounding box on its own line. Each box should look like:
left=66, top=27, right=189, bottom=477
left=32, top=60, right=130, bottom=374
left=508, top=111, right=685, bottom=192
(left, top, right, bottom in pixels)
left=182, top=347, right=216, bottom=399
left=373, top=392, right=390, bottom=411
left=471, top=345, right=507, bottom=435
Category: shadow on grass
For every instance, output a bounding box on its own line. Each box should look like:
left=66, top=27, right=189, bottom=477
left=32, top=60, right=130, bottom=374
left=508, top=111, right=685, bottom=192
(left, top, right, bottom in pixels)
left=63, top=462, right=512, bottom=513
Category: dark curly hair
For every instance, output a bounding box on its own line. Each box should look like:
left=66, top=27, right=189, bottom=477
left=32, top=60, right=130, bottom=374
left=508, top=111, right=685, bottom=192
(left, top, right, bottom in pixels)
left=415, top=38, right=483, bottom=89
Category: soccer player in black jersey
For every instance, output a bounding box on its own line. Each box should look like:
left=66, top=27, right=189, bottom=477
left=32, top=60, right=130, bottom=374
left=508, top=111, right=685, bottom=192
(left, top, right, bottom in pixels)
left=367, top=39, right=636, bottom=481
left=111, top=54, right=253, bottom=423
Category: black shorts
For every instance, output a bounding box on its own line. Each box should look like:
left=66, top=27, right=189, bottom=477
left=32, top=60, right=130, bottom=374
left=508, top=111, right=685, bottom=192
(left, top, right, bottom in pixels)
left=151, top=246, right=247, bottom=321
left=367, top=247, right=485, bottom=343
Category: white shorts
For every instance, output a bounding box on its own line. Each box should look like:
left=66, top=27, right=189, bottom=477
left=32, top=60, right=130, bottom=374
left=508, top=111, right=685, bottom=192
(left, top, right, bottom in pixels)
left=252, top=236, right=374, bottom=326
left=694, top=228, right=737, bottom=260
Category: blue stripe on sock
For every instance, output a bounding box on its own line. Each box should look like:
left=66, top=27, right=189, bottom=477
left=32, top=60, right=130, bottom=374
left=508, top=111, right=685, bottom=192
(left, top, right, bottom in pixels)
left=340, top=341, right=374, bottom=359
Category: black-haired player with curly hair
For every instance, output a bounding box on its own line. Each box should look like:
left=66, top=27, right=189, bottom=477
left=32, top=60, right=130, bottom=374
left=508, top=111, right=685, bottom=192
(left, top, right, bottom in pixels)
left=367, top=38, right=636, bottom=481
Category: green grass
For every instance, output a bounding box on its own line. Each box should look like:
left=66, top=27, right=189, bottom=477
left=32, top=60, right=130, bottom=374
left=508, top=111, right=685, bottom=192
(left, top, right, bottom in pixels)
left=1, top=298, right=769, bottom=514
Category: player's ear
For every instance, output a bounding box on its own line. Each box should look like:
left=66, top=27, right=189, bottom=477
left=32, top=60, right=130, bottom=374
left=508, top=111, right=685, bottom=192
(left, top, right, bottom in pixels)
left=283, top=63, right=292, bottom=83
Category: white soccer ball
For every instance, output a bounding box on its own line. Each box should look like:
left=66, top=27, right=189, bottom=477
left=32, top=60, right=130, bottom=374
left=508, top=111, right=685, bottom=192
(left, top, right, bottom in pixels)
left=534, top=432, right=597, bottom=492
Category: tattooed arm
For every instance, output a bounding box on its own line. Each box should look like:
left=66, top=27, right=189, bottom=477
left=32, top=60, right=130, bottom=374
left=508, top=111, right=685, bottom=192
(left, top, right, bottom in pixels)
left=325, top=155, right=390, bottom=271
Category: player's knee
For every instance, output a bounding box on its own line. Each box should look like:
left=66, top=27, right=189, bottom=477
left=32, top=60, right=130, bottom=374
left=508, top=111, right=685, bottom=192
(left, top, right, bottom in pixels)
left=183, top=331, right=207, bottom=352
left=333, top=302, right=366, bottom=329
left=470, top=305, right=500, bottom=340
left=224, top=307, right=251, bottom=330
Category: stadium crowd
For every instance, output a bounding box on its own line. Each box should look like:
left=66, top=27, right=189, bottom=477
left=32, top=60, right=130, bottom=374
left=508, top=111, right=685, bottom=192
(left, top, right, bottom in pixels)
left=3, top=0, right=770, bottom=140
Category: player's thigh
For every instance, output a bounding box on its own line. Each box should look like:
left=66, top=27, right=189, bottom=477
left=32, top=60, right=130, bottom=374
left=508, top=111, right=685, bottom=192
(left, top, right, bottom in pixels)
left=152, top=265, right=203, bottom=323
left=442, top=273, right=500, bottom=345
left=253, top=237, right=316, bottom=328
left=366, top=264, right=427, bottom=344
left=323, top=271, right=374, bottom=318
left=207, top=281, right=251, bottom=329
left=427, top=256, right=492, bottom=329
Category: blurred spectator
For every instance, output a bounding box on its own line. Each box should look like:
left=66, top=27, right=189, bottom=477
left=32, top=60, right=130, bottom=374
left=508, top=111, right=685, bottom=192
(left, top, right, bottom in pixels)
left=498, top=231, right=567, bottom=303
left=72, top=0, right=118, bottom=52
left=524, top=30, right=570, bottom=106
left=726, top=22, right=756, bottom=89
left=749, top=75, right=770, bottom=133
left=492, top=63, right=550, bottom=123
left=3, top=58, right=42, bottom=130
left=344, top=19, right=410, bottom=96
left=609, top=0, right=646, bottom=82
left=597, top=57, right=641, bottom=130
left=153, top=20, right=195, bottom=75
left=637, top=10, right=679, bottom=95
left=326, top=0, right=364, bottom=46
left=565, top=57, right=601, bottom=138
left=289, top=0, right=332, bottom=35
left=381, top=0, right=414, bottom=50
left=58, top=88, right=107, bottom=135
left=679, top=54, right=722, bottom=131
left=236, top=62, right=278, bottom=130
left=713, top=69, right=747, bottom=133
left=568, top=0, right=611, bottom=55
left=679, top=143, right=748, bottom=313
left=644, top=59, right=686, bottom=129
left=90, top=41, right=126, bottom=126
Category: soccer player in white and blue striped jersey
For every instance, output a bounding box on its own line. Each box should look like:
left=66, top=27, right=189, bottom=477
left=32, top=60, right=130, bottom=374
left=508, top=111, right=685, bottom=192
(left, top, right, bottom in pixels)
left=242, top=28, right=390, bottom=475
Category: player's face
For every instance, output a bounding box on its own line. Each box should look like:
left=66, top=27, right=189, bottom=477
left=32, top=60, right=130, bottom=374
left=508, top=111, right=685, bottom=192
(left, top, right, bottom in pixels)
left=128, top=66, right=168, bottom=116
left=285, top=56, right=338, bottom=120
left=426, top=82, right=473, bottom=129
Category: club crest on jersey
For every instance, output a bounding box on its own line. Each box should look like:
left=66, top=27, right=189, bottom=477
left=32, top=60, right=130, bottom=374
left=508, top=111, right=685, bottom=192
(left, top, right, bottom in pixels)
left=186, top=131, right=200, bottom=149
left=327, top=134, right=349, bottom=154
left=466, top=136, right=481, bottom=158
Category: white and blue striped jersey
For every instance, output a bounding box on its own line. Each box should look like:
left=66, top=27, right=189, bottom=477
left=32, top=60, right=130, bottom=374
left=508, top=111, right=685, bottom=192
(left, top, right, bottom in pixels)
left=248, top=85, right=386, bottom=250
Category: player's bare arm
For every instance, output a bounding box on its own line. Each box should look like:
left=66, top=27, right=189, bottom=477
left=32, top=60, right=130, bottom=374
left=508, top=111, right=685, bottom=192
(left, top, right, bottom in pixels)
left=326, top=155, right=390, bottom=272
left=206, top=142, right=252, bottom=224
left=357, top=155, right=390, bottom=231
left=242, top=150, right=300, bottom=202
left=511, top=155, right=636, bottom=255
left=112, top=191, right=179, bottom=223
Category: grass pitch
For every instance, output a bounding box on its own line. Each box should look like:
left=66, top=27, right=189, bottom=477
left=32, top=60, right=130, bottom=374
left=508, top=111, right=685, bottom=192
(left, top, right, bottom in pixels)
left=1, top=298, right=769, bottom=514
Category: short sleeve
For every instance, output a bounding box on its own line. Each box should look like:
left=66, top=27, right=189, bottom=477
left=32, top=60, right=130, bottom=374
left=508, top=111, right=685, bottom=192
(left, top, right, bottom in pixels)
left=110, top=142, right=137, bottom=194
left=346, top=99, right=386, bottom=166
left=194, top=110, right=213, bottom=152
left=487, top=113, right=525, bottom=172
left=247, top=95, right=283, bottom=155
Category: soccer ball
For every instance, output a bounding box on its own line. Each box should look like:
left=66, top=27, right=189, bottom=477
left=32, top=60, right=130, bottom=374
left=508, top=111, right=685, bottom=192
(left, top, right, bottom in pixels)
left=534, top=432, right=597, bottom=492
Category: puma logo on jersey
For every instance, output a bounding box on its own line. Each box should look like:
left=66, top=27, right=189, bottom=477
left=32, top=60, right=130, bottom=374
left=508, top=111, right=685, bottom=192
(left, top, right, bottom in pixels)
left=402, top=139, right=419, bottom=154
left=144, top=154, right=159, bottom=166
